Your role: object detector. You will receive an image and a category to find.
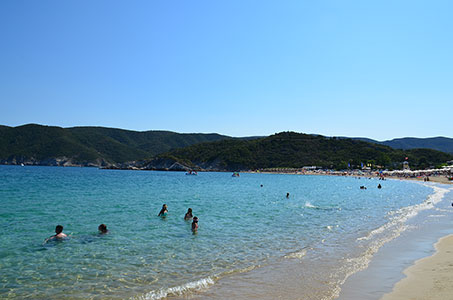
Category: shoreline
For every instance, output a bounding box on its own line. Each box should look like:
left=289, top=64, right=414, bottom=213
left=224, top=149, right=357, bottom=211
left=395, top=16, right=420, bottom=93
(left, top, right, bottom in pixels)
left=337, top=182, right=453, bottom=300
left=247, top=168, right=453, bottom=185
left=381, top=234, right=453, bottom=300
left=5, top=164, right=453, bottom=185
left=183, top=177, right=452, bottom=300
left=4, top=165, right=453, bottom=299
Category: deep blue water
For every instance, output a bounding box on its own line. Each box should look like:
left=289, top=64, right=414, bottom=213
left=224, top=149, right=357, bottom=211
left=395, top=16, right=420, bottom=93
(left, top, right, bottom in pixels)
left=0, top=166, right=434, bottom=299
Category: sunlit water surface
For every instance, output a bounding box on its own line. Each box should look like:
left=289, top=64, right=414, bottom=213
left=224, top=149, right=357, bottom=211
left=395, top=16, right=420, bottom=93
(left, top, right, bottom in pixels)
left=0, top=166, right=437, bottom=299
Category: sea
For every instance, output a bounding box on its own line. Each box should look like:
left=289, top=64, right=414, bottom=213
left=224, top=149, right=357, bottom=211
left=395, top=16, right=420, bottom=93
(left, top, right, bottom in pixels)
left=0, top=165, right=452, bottom=300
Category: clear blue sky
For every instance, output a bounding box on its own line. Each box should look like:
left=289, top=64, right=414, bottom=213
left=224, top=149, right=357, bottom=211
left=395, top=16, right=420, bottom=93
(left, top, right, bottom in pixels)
left=1, top=0, right=452, bottom=140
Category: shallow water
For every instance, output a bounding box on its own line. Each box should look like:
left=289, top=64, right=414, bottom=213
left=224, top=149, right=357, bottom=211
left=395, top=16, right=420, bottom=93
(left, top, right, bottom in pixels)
left=337, top=185, right=453, bottom=300
left=0, top=166, right=435, bottom=299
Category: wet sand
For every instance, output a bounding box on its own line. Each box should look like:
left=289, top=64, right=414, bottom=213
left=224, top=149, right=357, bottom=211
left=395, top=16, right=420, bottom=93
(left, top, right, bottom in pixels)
left=380, top=234, right=453, bottom=300
left=338, top=183, right=453, bottom=300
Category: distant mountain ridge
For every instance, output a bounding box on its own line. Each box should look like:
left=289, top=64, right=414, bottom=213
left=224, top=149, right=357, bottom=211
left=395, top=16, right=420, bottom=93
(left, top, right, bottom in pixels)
left=1, top=124, right=452, bottom=169
left=352, top=137, right=453, bottom=154
left=0, top=124, right=233, bottom=167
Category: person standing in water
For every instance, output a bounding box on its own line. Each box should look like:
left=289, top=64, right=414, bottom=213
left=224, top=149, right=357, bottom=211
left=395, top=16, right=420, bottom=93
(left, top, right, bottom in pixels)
left=184, top=208, right=193, bottom=220
left=158, top=204, right=168, bottom=217
left=191, top=216, right=198, bottom=232
left=286, top=192, right=290, bottom=198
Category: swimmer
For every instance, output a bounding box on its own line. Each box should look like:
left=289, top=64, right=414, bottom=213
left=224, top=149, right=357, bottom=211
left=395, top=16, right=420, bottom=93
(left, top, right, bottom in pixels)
left=184, top=208, right=193, bottom=220
left=286, top=192, right=290, bottom=198
left=377, top=184, right=382, bottom=189
left=192, top=216, right=198, bottom=232
left=45, top=225, right=67, bottom=242
left=98, top=224, right=108, bottom=234
left=260, top=184, right=263, bottom=187
left=158, top=204, right=168, bottom=217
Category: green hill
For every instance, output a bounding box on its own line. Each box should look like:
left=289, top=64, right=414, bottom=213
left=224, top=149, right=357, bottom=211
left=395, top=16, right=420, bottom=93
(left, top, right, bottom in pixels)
left=0, top=124, right=231, bottom=166
left=2, top=125, right=451, bottom=170
left=149, top=132, right=453, bottom=171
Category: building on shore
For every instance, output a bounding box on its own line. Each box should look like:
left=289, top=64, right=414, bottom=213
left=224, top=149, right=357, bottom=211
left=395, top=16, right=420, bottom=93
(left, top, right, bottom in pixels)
left=403, top=161, right=410, bottom=170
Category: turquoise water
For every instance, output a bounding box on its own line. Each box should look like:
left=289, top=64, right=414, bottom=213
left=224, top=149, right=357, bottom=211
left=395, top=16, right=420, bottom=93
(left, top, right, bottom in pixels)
left=0, top=166, right=434, bottom=299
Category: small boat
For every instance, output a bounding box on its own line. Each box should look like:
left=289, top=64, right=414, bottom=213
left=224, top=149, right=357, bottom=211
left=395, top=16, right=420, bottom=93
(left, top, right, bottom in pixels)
left=186, top=170, right=198, bottom=175
left=21, top=163, right=25, bottom=167
left=232, top=172, right=240, bottom=177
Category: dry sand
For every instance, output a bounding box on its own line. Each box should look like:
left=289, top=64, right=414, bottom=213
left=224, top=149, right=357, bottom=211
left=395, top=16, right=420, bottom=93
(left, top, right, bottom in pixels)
left=380, top=234, right=453, bottom=300
left=390, top=175, right=453, bottom=185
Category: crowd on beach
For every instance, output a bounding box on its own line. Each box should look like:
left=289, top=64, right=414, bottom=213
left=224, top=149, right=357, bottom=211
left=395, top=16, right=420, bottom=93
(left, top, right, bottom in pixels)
left=381, top=168, right=453, bottom=180
left=255, top=166, right=453, bottom=184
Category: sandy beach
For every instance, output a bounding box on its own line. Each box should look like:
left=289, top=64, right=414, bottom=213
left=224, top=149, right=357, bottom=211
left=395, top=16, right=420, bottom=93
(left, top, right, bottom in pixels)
left=387, top=175, right=453, bottom=185
left=335, top=178, right=453, bottom=300
left=253, top=167, right=453, bottom=186
left=380, top=234, right=453, bottom=300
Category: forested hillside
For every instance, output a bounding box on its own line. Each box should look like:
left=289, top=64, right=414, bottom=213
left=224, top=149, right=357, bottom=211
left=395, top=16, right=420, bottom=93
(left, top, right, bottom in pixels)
left=150, top=132, right=453, bottom=171
left=0, top=124, right=230, bottom=166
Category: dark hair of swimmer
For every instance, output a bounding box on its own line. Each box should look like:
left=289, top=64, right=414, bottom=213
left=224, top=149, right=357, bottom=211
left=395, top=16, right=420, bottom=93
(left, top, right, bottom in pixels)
left=192, top=216, right=199, bottom=231
left=98, top=224, right=108, bottom=234
left=158, top=204, right=168, bottom=216
left=55, top=225, right=63, bottom=234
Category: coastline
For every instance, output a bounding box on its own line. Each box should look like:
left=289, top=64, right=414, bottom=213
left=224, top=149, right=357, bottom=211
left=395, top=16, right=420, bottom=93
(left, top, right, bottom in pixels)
left=249, top=167, right=453, bottom=185
left=195, top=171, right=453, bottom=300
left=197, top=172, right=453, bottom=300
left=380, top=234, right=453, bottom=300
left=337, top=181, right=453, bottom=300
left=182, top=176, right=452, bottom=300
left=385, top=174, right=452, bottom=185
left=3, top=166, right=452, bottom=299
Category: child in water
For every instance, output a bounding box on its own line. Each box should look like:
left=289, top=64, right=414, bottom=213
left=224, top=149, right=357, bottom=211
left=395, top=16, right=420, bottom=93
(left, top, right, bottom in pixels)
left=191, top=216, right=198, bottom=232
left=158, top=204, right=168, bottom=217
left=184, top=208, right=193, bottom=220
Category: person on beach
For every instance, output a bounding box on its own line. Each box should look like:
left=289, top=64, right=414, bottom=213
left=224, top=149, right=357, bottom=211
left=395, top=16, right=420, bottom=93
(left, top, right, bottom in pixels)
left=45, top=225, right=67, bottom=242
left=184, top=208, right=193, bottom=220
left=98, top=224, right=108, bottom=234
left=158, top=204, right=168, bottom=217
left=191, top=216, right=198, bottom=232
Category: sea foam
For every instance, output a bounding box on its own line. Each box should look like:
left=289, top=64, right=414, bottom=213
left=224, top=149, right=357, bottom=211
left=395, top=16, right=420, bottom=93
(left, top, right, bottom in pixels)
left=132, top=277, right=215, bottom=300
